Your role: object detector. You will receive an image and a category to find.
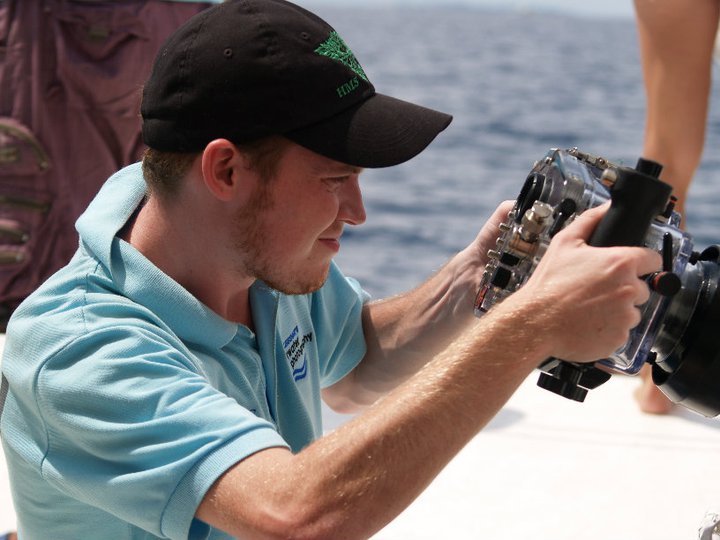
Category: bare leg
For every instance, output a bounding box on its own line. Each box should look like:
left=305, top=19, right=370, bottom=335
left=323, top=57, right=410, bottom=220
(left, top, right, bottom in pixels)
left=634, top=363, right=672, bottom=415
left=635, top=0, right=718, bottom=212
left=633, top=0, right=719, bottom=413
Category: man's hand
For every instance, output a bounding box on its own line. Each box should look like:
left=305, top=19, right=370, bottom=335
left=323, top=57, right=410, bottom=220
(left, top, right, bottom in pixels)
left=508, top=203, right=663, bottom=362
left=467, top=200, right=515, bottom=269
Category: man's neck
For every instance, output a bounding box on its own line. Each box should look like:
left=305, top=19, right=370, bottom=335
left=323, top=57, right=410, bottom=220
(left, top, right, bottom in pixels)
left=121, top=196, right=256, bottom=328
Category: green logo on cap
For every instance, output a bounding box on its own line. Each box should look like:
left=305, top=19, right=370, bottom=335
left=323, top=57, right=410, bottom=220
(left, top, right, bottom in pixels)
left=315, top=31, right=368, bottom=82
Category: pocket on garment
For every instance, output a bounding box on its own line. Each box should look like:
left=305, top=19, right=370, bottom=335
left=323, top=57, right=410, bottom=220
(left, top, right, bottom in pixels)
left=52, top=1, right=150, bottom=116
left=0, top=117, right=51, bottom=267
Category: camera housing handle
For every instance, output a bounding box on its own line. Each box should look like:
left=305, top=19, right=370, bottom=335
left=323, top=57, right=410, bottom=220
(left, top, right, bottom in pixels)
left=589, top=158, right=672, bottom=248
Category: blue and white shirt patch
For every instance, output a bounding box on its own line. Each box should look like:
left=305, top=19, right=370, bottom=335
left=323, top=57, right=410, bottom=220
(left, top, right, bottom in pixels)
left=283, top=325, right=314, bottom=382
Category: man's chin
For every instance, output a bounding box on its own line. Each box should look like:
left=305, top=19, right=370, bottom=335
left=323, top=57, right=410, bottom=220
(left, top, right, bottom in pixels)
left=262, top=269, right=329, bottom=295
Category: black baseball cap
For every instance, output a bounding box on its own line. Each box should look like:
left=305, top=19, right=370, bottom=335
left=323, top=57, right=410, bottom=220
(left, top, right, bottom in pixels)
left=141, top=0, right=452, bottom=168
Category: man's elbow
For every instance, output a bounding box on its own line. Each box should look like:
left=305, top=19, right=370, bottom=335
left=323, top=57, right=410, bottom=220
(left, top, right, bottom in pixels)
left=322, top=370, right=377, bottom=415
left=220, top=496, right=369, bottom=540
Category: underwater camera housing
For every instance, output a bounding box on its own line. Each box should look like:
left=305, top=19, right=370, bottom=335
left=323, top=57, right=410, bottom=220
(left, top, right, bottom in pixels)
left=475, top=147, right=720, bottom=417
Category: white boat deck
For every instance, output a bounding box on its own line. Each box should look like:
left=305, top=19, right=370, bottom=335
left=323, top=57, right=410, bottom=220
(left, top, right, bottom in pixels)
left=372, top=374, right=720, bottom=540
left=1, top=342, right=719, bottom=539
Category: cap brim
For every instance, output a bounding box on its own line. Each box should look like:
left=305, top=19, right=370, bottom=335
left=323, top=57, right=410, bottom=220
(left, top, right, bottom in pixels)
left=285, top=93, right=452, bottom=168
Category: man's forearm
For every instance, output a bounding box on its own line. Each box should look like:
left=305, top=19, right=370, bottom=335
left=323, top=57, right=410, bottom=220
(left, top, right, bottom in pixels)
left=200, top=297, right=549, bottom=540
left=323, top=202, right=516, bottom=411
left=324, top=246, right=487, bottom=411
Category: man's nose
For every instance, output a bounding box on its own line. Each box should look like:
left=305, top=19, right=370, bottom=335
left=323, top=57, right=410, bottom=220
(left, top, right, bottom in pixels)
left=339, top=177, right=366, bottom=225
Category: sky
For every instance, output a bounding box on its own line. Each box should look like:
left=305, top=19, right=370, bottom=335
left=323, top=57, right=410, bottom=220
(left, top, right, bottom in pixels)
left=309, top=0, right=635, bottom=19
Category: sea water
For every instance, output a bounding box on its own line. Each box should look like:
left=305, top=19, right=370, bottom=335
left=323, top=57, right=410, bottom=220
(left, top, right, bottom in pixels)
left=307, top=5, right=720, bottom=299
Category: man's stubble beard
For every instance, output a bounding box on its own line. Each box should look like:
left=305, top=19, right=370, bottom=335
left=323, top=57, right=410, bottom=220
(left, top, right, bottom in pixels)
left=232, top=186, right=329, bottom=295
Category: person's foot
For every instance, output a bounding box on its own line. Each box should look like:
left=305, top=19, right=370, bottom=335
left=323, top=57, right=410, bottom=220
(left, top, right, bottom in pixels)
left=635, top=365, right=673, bottom=414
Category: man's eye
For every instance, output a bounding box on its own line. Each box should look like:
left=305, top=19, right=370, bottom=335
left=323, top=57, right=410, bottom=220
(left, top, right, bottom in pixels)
left=323, top=176, right=349, bottom=188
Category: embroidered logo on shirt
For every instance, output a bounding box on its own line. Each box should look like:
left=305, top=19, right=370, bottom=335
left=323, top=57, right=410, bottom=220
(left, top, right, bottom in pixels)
left=283, top=325, right=313, bottom=382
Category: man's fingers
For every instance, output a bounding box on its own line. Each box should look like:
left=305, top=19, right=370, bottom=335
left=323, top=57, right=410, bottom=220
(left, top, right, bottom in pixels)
left=556, top=203, right=663, bottom=277
left=556, top=202, right=610, bottom=241
left=634, top=247, right=664, bottom=276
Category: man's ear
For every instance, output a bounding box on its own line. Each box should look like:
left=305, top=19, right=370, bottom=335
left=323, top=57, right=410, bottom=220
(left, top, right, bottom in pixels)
left=200, top=139, right=250, bottom=202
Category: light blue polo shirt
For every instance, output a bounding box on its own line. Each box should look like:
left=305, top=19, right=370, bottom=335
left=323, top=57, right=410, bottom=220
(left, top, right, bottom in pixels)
left=0, top=163, right=369, bottom=539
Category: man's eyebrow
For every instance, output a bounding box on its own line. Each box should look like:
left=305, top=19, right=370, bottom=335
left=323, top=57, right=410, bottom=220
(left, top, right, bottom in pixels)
left=313, top=162, right=364, bottom=176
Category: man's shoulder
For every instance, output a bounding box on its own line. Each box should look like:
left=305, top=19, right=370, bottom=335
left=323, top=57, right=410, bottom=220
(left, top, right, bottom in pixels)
left=6, top=252, right=173, bottom=368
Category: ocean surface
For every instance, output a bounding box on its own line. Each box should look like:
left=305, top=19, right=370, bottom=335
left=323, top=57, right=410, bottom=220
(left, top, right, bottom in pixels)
left=304, top=4, right=720, bottom=299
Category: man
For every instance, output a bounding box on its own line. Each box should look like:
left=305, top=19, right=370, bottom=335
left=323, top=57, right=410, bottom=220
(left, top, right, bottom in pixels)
left=0, top=1, right=661, bottom=539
